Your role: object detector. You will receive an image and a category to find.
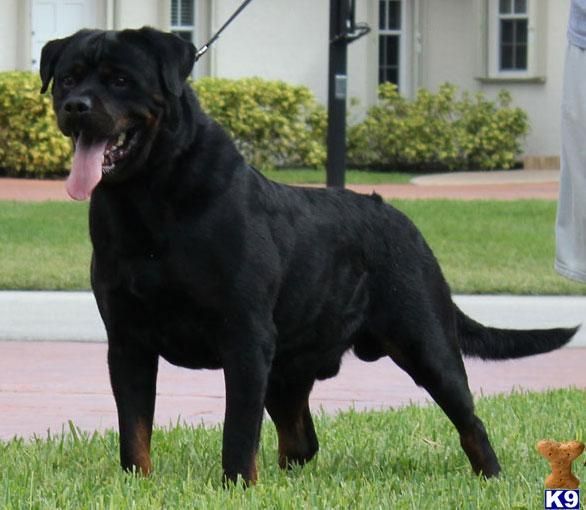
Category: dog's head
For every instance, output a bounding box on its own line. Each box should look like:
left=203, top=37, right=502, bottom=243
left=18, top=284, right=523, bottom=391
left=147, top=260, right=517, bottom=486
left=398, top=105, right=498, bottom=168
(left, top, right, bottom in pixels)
left=40, top=27, right=196, bottom=200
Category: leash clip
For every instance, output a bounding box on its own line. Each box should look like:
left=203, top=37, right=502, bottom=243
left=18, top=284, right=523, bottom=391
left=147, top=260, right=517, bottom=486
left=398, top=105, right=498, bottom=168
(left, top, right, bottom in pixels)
left=193, top=0, right=254, bottom=63
left=194, top=45, right=209, bottom=62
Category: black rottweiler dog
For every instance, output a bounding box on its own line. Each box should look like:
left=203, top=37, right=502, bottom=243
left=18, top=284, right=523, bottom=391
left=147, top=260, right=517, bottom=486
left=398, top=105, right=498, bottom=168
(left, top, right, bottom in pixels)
left=40, top=27, right=577, bottom=484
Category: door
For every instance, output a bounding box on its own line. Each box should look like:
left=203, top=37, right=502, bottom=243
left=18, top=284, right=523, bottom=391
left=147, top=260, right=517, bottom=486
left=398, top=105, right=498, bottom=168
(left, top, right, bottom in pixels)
left=31, top=0, right=98, bottom=69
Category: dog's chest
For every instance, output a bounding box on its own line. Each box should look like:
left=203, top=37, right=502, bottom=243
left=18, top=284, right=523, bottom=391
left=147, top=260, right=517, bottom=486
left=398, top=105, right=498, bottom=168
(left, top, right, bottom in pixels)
left=91, top=200, right=227, bottom=308
left=92, top=217, right=227, bottom=369
left=99, top=233, right=221, bottom=304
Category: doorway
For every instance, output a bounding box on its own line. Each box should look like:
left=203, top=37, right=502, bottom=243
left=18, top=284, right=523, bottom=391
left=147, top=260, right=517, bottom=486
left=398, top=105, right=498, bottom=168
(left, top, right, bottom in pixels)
left=31, top=0, right=98, bottom=69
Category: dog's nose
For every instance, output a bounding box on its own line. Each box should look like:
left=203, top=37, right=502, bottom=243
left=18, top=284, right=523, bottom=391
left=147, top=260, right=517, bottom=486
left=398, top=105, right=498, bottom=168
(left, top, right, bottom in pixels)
left=63, top=96, right=92, bottom=115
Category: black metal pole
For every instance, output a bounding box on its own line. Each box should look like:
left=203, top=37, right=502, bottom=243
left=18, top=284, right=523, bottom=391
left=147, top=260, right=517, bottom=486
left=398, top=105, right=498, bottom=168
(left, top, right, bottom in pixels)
left=326, top=0, right=350, bottom=188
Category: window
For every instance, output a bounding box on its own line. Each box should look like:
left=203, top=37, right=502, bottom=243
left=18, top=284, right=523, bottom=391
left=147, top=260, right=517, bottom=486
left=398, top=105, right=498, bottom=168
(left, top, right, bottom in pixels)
left=486, top=0, right=542, bottom=80
left=378, top=0, right=403, bottom=86
left=498, top=0, right=528, bottom=71
left=171, top=0, right=195, bottom=43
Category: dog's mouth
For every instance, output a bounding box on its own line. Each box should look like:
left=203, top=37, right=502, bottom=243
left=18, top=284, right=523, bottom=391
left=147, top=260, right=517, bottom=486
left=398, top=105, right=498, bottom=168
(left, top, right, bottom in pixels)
left=100, top=129, right=139, bottom=174
left=66, top=129, right=140, bottom=201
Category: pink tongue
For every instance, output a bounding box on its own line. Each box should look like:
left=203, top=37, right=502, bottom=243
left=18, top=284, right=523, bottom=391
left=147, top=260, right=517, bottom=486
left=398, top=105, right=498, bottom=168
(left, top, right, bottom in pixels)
left=66, top=136, right=108, bottom=201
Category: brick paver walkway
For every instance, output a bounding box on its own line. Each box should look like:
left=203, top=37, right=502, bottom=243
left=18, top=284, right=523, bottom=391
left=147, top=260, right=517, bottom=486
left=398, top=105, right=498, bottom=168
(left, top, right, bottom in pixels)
left=0, top=176, right=560, bottom=202
left=0, top=341, right=583, bottom=440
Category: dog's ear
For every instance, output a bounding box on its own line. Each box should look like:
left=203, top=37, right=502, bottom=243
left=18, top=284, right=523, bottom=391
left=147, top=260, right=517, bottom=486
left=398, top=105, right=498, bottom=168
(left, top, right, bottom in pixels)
left=132, top=27, right=196, bottom=97
left=39, top=35, right=75, bottom=93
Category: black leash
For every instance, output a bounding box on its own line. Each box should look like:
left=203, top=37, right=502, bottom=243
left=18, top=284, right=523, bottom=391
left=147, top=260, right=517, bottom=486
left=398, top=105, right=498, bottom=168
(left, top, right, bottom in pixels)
left=195, top=0, right=255, bottom=62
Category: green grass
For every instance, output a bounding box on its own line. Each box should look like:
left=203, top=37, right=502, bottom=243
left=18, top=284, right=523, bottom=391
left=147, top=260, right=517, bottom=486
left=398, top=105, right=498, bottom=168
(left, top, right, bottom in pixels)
left=261, top=168, right=414, bottom=184
left=0, top=389, right=584, bottom=509
left=0, top=201, right=90, bottom=290
left=395, top=200, right=586, bottom=295
left=0, top=199, right=584, bottom=294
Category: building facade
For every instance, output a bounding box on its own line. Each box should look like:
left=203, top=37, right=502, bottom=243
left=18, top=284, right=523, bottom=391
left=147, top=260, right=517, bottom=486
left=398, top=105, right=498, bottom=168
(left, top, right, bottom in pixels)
left=0, top=0, right=571, bottom=163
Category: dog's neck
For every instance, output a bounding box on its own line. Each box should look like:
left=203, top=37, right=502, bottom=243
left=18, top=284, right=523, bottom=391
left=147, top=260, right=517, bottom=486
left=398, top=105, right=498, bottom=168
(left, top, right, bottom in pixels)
left=138, top=86, right=244, bottom=202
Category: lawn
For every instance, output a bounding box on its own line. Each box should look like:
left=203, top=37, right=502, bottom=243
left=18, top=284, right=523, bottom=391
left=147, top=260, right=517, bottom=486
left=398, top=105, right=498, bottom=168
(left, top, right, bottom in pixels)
left=0, top=389, right=583, bottom=509
left=0, top=199, right=584, bottom=294
left=262, top=168, right=414, bottom=185
left=0, top=196, right=583, bottom=509
left=0, top=201, right=90, bottom=290
left=400, top=200, right=586, bottom=295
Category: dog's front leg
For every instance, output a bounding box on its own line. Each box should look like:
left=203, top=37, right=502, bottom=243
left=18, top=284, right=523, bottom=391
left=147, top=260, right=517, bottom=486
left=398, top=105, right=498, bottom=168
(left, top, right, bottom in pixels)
left=108, top=343, right=159, bottom=476
left=220, top=328, right=274, bottom=486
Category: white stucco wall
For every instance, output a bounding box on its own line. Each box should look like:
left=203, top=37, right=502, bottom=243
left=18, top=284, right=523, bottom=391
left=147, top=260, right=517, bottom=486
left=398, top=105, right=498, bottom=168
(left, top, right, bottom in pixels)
left=210, top=0, right=377, bottom=118
left=0, top=0, right=572, bottom=159
left=210, top=0, right=330, bottom=102
left=420, top=0, right=480, bottom=93
left=347, top=1, right=378, bottom=116
left=0, top=0, right=20, bottom=70
left=113, top=0, right=167, bottom=29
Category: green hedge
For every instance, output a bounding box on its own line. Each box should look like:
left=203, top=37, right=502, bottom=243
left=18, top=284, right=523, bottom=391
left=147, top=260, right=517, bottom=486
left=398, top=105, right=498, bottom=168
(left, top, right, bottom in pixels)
left=192, top=77, right=326, bottom=169
left=347, top=82, right=529, bottom=171
left=0, top=73, right=527, bottom=176
left=0, top=73, right=327, bottom=175
left=0, top=72, right=71, bottom=176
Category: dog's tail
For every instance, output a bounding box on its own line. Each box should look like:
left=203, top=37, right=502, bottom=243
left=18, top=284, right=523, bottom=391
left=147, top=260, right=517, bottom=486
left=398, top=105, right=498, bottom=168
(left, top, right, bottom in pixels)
left=456, top=307, right=579, bottom=360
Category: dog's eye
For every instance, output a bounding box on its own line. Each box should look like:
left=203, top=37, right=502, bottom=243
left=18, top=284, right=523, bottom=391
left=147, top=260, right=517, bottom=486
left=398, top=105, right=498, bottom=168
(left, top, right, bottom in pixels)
left=112, top=76, right=129, bottom=88
left=62, top=76, right=76, bottom=89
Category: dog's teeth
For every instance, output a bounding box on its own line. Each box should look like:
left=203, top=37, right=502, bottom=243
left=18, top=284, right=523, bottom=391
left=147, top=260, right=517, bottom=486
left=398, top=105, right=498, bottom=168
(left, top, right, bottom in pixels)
left=117, top=132, right=126, bottom=146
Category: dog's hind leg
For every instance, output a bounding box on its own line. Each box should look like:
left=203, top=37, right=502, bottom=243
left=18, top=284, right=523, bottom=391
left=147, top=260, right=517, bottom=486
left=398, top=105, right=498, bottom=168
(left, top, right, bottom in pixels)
left=382, top=322, right=501, bottom=478
left=265, top=377, right=319, bottom=469
left=108, top=344, right=159, bottom=476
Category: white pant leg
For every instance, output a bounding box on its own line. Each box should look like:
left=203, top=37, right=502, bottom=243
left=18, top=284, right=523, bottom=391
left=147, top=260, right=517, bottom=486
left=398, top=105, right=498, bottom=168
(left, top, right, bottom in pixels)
left=555, top=43, right=586, bottom=283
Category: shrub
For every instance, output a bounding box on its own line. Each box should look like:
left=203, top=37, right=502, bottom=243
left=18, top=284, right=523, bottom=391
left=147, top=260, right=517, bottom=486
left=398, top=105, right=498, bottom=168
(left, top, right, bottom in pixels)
left=193, top=77, right=326, bottom=169
left=0, top=72, right=72, bottom=176
left=0, top=74, right=525, bottom=176
left=348, top=82, right=529, bottom=171
left=0, top=73, right=327, bottom=176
